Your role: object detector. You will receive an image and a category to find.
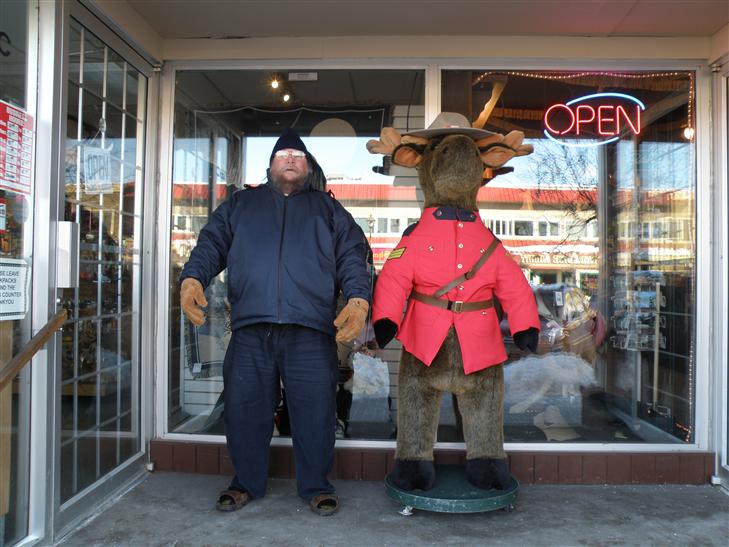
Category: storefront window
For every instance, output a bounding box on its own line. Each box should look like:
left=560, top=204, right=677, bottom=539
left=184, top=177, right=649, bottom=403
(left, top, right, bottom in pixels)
left=167, top=68, right=696, bottom=446
left=0, top=0, right=34, bottom=543
left=442, top=70, right=696, bottom=443
left=168, top=69, right=425, bottom=438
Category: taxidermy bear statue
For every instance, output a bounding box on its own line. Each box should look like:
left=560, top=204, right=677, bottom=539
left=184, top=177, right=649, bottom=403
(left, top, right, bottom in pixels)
left=367, top=112, right=540, bottom=491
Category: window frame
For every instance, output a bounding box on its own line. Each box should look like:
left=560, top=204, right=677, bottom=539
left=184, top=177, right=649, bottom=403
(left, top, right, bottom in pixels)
left=154, top=59, right=713, bottom=454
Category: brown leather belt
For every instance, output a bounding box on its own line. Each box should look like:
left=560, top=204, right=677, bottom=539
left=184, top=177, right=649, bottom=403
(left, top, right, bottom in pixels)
left=411, top=291, right=494, bottom=313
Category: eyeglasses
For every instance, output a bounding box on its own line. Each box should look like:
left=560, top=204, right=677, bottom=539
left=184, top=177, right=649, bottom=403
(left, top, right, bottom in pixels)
left=273, top=149, right=306, bottom=159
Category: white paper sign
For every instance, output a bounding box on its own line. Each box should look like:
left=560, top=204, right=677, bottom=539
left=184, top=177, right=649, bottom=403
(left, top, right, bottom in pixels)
left=0, top=258, right=30, bottom=320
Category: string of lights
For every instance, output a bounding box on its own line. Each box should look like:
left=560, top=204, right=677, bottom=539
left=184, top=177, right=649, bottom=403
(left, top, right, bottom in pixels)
left=473, top=70, right=692, bottom=84
left=192, top=104, right=388, bottom=117
left=472, top=70, right=695, bottom=139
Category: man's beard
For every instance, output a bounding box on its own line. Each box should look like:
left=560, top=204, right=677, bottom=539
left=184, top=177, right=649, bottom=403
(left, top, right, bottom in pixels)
left=269, top=171, right=309, bottom=195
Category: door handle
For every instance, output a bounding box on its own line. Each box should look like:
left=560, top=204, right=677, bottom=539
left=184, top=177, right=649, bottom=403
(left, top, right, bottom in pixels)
left=57, top=221, right=79, bottom=288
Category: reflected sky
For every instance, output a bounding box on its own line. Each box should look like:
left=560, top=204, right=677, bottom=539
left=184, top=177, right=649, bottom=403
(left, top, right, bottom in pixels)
left=173, top=134, right=693, bottom=192
left=243, top=136, right=394, bottom=185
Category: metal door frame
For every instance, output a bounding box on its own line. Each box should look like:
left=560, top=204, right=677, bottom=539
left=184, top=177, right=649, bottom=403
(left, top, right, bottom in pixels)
left=711, top=53, right=729, bottom=491
left=24, top=0, right=159, bottom=541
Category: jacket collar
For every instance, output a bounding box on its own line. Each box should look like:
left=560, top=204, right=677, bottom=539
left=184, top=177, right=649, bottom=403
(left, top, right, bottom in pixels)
left=428, top=206, right=479, bottom=222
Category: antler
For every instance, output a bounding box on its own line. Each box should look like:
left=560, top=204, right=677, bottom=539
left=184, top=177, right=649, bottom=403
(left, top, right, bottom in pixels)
left=366, top=127, right=403, bottom=155
left=476, top=130, right=533, bottom=168
left=503, top=131, right=533, bottom=157
left=472, top=77, right=507, bottom=129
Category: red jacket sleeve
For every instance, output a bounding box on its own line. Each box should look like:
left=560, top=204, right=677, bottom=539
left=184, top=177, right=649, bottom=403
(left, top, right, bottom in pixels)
left=493, top=246, right=540, bottom=335
left=372, top=236, right=415, bottom=330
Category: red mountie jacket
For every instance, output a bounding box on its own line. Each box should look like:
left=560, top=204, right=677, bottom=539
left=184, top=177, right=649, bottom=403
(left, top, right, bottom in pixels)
left=372, top=206, right=540, bottom=374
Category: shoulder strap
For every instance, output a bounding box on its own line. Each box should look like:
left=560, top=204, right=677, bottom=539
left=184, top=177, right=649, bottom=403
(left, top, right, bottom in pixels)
left=433, top=237, right=501, bottom=298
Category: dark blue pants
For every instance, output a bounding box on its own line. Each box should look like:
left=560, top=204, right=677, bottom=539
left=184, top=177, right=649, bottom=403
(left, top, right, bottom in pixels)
left=223, top=323, right=338, bottom=500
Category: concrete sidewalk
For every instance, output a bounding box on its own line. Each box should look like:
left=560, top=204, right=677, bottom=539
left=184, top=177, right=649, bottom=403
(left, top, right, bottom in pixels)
left=60, top=471, right=728, bottom=546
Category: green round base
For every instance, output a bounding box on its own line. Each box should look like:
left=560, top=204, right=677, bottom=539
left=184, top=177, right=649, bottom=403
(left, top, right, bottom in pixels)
left=384, top=464, right=519, bottom=513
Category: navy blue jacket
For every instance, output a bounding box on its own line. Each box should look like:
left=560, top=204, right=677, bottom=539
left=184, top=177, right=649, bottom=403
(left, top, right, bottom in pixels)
left=180, top=182, right=371, bottom=336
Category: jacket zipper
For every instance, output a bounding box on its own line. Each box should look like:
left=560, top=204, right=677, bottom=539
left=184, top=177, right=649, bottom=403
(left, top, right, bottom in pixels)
left=277, top=197, right=287, bottom=322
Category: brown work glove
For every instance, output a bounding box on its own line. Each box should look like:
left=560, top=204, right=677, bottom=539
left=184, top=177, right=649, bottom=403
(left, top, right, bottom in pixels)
left=333, top=297, right=369, bottom=343
left=180, top=277, right=207, bottom=326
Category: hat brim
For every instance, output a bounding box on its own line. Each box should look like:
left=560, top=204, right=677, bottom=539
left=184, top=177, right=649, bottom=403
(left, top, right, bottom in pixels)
left=404, top=126, right=497, bottom=139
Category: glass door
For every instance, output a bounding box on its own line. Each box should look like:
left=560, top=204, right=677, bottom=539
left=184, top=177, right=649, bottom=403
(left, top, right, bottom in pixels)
left=56, top=11, right=149, bottom=531
left=0, top=1, right=37, bottom=545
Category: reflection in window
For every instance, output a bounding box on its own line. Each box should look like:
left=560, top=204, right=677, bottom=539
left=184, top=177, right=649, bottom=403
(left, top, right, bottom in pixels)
left=587, top=220, right=598, bottom=238
left=442, top=69, right=696, bottom=444
left=642, top=222, right=651, bottom=239
left=61, top=19, right=146, bottom=502
left=354, top=217, right=370, bottom=234
left=168, top=69, right=425, bottom=440
left=167, top=68, right=696, bottom=446
left=0, top=0, right=28, bottom=109
left=514, top=220, right=533, bottom=236
left=490, top=219, right=510, bottom=236
left=538, top=221, right=560, bottom=237
left=1, top=1, right=33, bottom=543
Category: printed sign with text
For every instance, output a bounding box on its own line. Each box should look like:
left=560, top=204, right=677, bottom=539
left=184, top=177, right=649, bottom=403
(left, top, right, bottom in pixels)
left=0, top=100, right=34, bottom=195
left=0, top=257, right=30, bottom=320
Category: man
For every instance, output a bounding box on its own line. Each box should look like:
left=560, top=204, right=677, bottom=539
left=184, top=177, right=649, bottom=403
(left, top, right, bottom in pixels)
left=179, top=128, right=370, bottom=516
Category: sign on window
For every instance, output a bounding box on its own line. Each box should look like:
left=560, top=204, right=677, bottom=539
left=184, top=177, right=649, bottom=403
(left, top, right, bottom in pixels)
left=0, top=100, right=34, bottom=195
left=83, top=145, right=113, bottom=194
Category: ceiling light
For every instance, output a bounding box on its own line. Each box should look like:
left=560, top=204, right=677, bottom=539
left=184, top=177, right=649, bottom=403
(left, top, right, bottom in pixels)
left=282, top=92, right=291, bottom=102
left=271, top=78, right=280, bottom=89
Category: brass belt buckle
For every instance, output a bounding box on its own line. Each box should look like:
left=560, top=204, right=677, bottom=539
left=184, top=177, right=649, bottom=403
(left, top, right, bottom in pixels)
left=452, top=300, right=464, bottom=313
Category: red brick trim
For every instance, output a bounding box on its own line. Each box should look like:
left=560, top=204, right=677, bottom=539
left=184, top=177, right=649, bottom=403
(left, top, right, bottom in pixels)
left=148, top=440, right=715, bottom=485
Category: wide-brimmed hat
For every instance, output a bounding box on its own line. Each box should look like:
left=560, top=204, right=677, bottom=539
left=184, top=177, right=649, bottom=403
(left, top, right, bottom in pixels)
left=404, top=112, right=496, bottom=139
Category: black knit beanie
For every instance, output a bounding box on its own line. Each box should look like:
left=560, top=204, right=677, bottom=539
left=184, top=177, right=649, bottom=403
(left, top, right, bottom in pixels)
left=269, top=127, right=308, bottom=163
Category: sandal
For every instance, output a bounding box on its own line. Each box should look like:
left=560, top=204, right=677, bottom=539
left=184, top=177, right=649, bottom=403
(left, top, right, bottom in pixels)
left=309, top=493, right=339, bottom=516
left=215, top=488, right=250, bottom=512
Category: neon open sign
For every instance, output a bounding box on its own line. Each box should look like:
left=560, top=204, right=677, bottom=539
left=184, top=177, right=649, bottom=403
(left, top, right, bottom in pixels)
left=543, top=92, right=645, bottom=148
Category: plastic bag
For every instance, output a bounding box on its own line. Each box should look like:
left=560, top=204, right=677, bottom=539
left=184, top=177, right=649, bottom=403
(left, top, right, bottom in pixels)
left=351, top=351, right=390, bottom=398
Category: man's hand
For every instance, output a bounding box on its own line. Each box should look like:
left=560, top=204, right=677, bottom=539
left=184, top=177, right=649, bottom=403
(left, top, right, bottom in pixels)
left=333, top=297, right=369, bottom=343
left=180, top=278, right=207, bottom=326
